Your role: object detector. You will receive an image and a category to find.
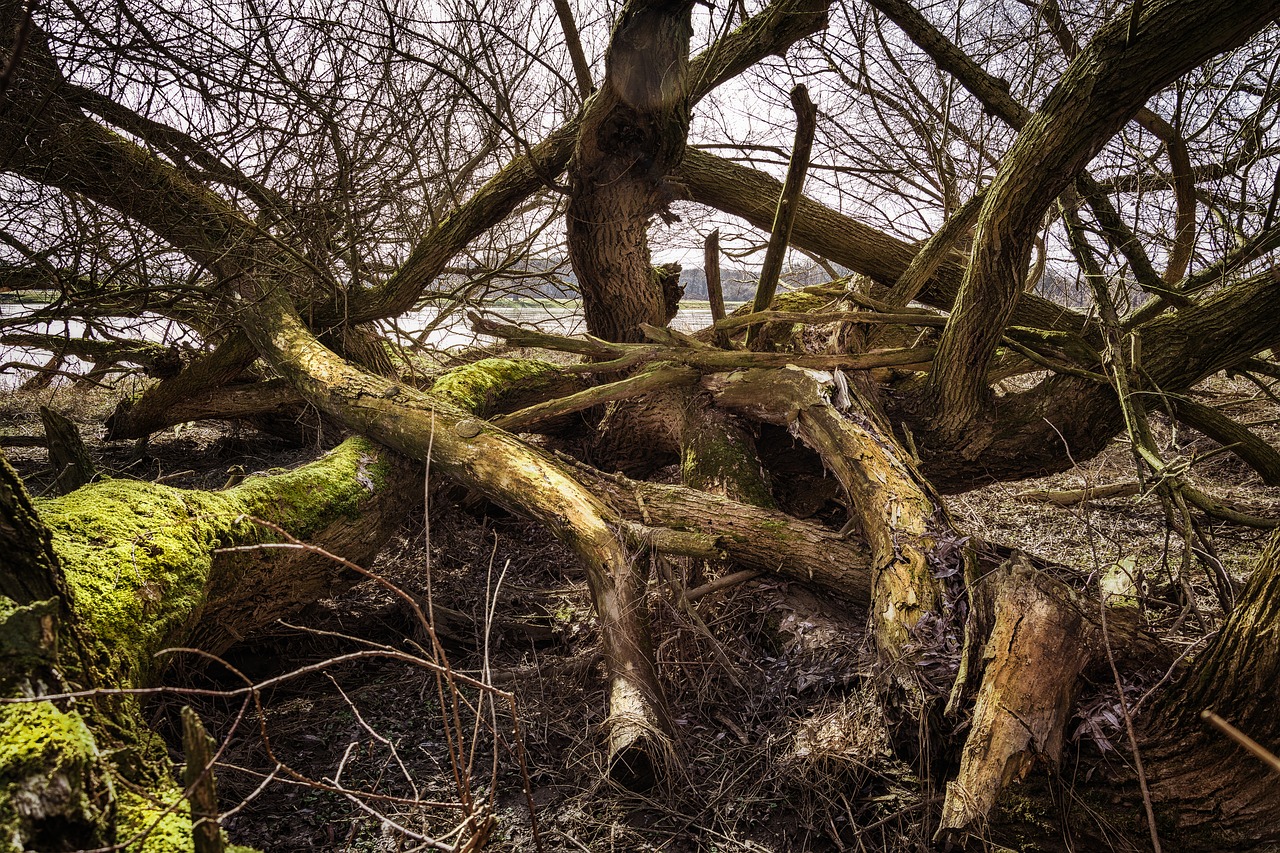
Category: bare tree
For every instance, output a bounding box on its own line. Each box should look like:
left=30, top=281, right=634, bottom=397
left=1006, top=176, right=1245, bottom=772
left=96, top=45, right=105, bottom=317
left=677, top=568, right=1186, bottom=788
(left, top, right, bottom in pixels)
left=3, top=0, right=1280, bottom=849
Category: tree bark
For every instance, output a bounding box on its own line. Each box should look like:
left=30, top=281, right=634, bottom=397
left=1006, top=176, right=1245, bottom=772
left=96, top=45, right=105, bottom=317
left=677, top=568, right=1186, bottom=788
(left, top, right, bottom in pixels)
left=0, top=439, right=416, bottom=850
left=1140, top=530, right=1280, bottom=847
left=39, top=406, right=96, bottom=495
left=923, top=0, right=1280, bottom=434
left=567, top=0, right=695, bottom=343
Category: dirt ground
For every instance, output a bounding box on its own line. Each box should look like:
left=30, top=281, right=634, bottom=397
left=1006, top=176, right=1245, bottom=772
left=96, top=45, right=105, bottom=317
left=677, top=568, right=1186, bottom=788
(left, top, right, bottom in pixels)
left=3, top=371, right=1277, bottom=852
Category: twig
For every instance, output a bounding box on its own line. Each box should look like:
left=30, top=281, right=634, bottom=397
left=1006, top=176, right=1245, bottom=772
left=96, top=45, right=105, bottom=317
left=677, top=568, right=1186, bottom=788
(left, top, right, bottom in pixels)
left=1201, top=710, right=1280, bottom=775
left=1100, top=583, right=1162, bottom=853
left=683, top=569, right=762, bottom=603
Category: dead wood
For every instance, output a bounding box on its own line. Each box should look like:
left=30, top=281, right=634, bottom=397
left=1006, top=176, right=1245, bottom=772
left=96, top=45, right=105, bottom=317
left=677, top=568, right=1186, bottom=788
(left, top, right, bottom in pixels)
left=748, top=83, right=817, bottom=347
left=1016, top=481, right=1142, bottom=506
left=39, top=406, right=95, bottom=494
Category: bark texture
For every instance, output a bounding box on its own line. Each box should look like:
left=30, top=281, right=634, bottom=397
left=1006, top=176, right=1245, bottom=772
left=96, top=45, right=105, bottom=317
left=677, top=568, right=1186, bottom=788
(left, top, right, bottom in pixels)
left=1141, top=530, right=1280, bottom=847
left=567, top=0, right=695, bottom=343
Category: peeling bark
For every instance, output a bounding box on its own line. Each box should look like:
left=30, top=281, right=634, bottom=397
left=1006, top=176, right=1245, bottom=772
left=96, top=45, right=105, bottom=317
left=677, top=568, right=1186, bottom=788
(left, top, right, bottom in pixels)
left=707, top=366, right=962, bottom=726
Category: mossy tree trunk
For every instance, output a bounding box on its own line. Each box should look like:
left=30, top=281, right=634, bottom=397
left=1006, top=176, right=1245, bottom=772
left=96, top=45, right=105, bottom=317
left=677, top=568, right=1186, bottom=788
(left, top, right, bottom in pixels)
left=0, top=440, right=417, bottom=851
left=0, top=453, right=110, bottom=852
left=9, top=0, right=1280, bottom=846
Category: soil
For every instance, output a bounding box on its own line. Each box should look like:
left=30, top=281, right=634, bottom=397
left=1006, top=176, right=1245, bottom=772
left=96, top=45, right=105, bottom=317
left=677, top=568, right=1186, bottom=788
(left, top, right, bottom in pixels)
left=3, top=371, right=1277, bottom=852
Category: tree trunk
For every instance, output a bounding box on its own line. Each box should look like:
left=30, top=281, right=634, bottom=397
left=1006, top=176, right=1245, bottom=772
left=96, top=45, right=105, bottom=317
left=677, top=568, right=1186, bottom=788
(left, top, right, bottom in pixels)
left=567, top=0, right=694, bottom=343
left=39, top=406, right=96, bottom=495
left=0, top=439, right=417, bottom=850
left=1139, top=530, right=1280, bottom=847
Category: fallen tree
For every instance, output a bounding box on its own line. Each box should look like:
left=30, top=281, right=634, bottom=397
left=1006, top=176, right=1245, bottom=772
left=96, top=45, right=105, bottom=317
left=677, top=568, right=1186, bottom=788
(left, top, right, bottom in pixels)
left=3, top=0, right=1280, bottom=848
left=1, top=438, right=416, bottom=850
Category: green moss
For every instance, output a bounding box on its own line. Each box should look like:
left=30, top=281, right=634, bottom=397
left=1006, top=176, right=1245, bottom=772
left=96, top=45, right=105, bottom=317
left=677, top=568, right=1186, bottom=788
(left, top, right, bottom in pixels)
left=35, top=437, right=389, bottom=692
left=430, top=357, right=559, bottom=416
left=28, top=438, right=393, bottom=786
left=757, top=518, right=794, bottom=535
left=0, top=701, right=98, bottom=780
left=39, top=479, right=225, bottom=690
left=117, top=785, right=192, bottom=853
left=118, top=779, right=259, bottom=852
left=14, top=440, right=378, bottom=852
left=0, top=701, right=109, bottom=845
left=681, top=426, right=776, bottom=510
left=227, top=436, right=392, bottom=537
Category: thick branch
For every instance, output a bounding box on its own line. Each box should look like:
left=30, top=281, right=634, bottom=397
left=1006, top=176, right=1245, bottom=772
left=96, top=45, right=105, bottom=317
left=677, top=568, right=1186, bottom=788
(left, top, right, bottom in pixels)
left=748, top=84, right=817, bottom=345
left=1168, top=395, right=1280, bottom=486
left=471, top=313, right=934, bottom=372
left=676, top=148, right=1092, bottom=338
left=924, top=0, right=1278, bottom=432
left=235, top=281, right=673, bottom=785
left=358, top=0, right=831, bottom=324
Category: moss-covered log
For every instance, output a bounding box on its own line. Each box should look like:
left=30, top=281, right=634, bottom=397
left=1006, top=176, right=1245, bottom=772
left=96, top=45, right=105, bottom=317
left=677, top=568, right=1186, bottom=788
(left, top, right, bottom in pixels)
left=0, top=438, right=417, bottom=851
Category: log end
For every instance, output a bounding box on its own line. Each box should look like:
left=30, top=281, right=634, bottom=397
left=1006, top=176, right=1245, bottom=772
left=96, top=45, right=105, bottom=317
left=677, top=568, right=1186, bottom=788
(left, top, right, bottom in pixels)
left=608, top=737, right=660, bottom=791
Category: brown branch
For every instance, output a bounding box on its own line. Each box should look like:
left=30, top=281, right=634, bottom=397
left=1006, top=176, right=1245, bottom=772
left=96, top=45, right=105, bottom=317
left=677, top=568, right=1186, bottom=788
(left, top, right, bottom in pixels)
left=717, top=308, right=945, bottom=333
left=0, top=0, right=35, bottom=95
left=1168, top=395, right=1280, bottom=487
left=924, top=0, right=1278, bottom=433
left=875, top=0, right=1183, bottom=309
left=1201, top=711, right=1280, bottom=776
left=1017, top=481, right=1141, bottom=506
left=471, top=312, right=935, bottom=372
left=883, top=188, right=985, bottom=310
left=359, top=0, right=832, bottom=323
left=676, top=148, right=1094, bottom=339
left=551, top=0, right=593, bottom=98
left=561, top=455, right=874, bottom=601
left=748, top=84, right=817, bottom=346
left=704, top=229, right=730, bottom=348
left=491, top=363, right=701, bottom=433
